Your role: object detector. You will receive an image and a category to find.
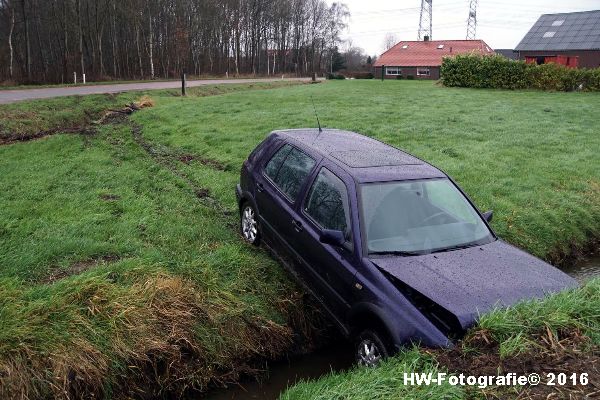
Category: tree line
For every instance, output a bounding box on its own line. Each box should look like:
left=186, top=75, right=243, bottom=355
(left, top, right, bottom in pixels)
left=0, top=0, right=349, bottom=84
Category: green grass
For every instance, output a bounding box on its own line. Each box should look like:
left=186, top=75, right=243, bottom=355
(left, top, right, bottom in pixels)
left=0, top=80, right=598, bottom=398
left=479, top=277, right=600, bottom=350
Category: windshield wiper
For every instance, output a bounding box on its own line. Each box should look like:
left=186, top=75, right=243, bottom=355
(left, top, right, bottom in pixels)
left=369, top=250, right=422, bottom=257
left=430, top=242, right=479, bottom=254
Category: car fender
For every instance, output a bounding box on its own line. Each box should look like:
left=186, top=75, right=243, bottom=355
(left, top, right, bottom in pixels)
left=237, top=185, right=257, bottom=213
left=347, top=302, right=400, bottom=343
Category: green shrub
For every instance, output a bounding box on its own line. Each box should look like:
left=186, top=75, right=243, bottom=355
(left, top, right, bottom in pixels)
left=395, top=75, right=404, bottom=80
left=406, top=75, right=415, bottom=80
left=441, top=54, right=600, bottom=91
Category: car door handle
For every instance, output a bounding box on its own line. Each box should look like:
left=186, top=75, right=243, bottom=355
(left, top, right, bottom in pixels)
left=292, top=219, right=303, bottom=232
left=257, top=182, right=265, bottom=192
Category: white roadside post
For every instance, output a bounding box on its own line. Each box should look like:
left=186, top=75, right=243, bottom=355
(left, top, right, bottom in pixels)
left=83, top=74, right=86, bottom=84
left=74, top=72, right=77, bottom=84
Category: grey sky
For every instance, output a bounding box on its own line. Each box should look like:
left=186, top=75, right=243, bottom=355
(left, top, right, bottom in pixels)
left=330, top=0, right=600, bottom=55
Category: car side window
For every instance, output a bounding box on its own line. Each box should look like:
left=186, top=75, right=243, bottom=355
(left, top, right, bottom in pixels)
left=305, top=168, right=352, bottom=242
left=264, top=144, right=316, bottom=201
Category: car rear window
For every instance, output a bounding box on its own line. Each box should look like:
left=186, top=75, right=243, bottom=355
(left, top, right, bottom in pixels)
left=264, top=144, right=315, bottom=201
left=264, top=144, right=292, bottom=181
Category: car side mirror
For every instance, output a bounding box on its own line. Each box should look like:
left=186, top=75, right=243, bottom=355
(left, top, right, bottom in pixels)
left=320, top=229, right=345, bottom=247
left=483, top=210, right=493, bottom=223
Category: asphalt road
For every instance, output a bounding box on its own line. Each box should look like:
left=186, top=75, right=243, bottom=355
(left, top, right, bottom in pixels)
left=0, top=77, right=312, bottom=104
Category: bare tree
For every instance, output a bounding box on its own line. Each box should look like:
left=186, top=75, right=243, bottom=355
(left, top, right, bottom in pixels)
left=1, top=0, right=15, bottom=79
left=0, top=0, right=350, bottom=84
left=382, top=32, right=398, bottom=52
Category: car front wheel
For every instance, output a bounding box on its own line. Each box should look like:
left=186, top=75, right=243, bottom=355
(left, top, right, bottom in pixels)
left=240, top=203, right=260, bottom=245
left=355, top=330, right=390, bottom=367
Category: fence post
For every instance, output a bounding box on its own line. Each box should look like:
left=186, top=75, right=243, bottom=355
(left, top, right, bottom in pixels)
left=381, top=65, right=385, bottom=81
left=181, top=72, right=187, bottom=96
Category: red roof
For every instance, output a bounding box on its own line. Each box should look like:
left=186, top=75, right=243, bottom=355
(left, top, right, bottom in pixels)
left=374, top=39, right=495, bottom=67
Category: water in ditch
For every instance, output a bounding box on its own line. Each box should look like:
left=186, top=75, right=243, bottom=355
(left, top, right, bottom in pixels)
left=561, top=252, right=600, bottom=283
left=202, top=339, right=354, bottom=400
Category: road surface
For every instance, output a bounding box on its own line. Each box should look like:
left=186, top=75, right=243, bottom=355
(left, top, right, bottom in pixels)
left=0, top=77, right=312, bottom=104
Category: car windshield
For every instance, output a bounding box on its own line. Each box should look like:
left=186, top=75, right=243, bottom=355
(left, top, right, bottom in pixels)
left=361, top=178, right=494, bottom=255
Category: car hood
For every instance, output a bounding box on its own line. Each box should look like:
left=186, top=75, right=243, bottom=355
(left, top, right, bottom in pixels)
left=370, top=240, right=578, bottom=330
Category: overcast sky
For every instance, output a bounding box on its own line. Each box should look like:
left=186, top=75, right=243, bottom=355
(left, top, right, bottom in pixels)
left=330, top=0, right=600, bottom=55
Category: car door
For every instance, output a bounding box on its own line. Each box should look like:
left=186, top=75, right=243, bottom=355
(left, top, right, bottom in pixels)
left=292, top=163, right=359, bottom=318
left=254, top=142, right=317, bottom=257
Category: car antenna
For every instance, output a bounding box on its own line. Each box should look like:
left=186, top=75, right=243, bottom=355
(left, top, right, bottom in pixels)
left=310, top=96, right=323, bottom=143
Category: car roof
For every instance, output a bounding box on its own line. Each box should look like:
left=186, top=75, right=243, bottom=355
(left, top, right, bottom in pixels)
left=271, top=128, right=447, bottom=183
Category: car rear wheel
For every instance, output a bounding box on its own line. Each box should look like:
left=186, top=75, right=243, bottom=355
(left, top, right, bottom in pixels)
left=240, top=203, right=260, bottom=245
left=355, top=330, right=390, bottom=367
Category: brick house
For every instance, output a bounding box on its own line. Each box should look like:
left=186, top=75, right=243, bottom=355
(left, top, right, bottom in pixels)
left=373, top=39, right=495, bottom=80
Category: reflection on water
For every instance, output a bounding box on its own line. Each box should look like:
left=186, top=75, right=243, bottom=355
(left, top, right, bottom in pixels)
left=201, top=340, right=354, bottom=400
left=561, top=252, right=600, bottom=283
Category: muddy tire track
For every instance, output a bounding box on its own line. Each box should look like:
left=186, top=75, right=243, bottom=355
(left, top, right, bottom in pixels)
left=128, top=122, right=236, bottom=227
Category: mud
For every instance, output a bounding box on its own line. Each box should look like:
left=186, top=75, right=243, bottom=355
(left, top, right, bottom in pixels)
left=42, top=255, right=121, bottom=284
left=432, top=330, right=600, bottom=399
left=195, top=188, right=211, bottom=199
left=0, top=126, right=95, bottom=145
left=99, top=193, right=121, bottom=201
left=178, top=153, right=229, bottom=171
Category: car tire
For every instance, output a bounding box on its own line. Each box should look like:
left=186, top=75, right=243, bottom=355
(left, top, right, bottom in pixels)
left=355, top=329, right=391, bottom=367
left=240, top=202, right=260, bottom=246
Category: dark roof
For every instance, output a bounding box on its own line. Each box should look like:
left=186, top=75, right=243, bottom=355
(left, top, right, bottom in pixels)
left=515, top=10, right=600, bottom=51
left=373, top=40, right=495, bottom=68
left=495, top=49, right=518, bottom=60
left=272, top=129, right=446, bottom=183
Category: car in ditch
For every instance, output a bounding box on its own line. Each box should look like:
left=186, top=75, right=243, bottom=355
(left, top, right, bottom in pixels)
left=235, top=128, right=578, bottom=366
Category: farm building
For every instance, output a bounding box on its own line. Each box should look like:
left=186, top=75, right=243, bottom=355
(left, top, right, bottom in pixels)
left=515, top=10, right=600, bottom=69
left=373, top=39, right=495, bottom=80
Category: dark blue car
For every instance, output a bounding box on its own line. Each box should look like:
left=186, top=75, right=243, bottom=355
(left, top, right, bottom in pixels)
left=235, top=128, right=577, bottom=366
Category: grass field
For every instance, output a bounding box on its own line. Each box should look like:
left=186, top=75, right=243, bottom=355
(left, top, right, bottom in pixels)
left=0, top=80, right=598, bottom=398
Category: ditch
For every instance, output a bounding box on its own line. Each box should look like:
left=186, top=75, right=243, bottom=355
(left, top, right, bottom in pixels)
left=201, top=253, right=600, bottom=400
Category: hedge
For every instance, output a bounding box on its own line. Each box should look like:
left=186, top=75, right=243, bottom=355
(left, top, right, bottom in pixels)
left=441, top=54, right=600, bottom=92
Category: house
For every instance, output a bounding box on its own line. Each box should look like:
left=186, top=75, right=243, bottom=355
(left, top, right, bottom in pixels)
left=515, top=10, right=600, bottom=69
left=373, top=39, right=495, bottom=80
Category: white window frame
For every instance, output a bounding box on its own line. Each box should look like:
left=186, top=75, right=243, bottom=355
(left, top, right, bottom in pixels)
left=416, top=68, right=431, bottom=77
left=386, top=67, right=402, bottom=76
